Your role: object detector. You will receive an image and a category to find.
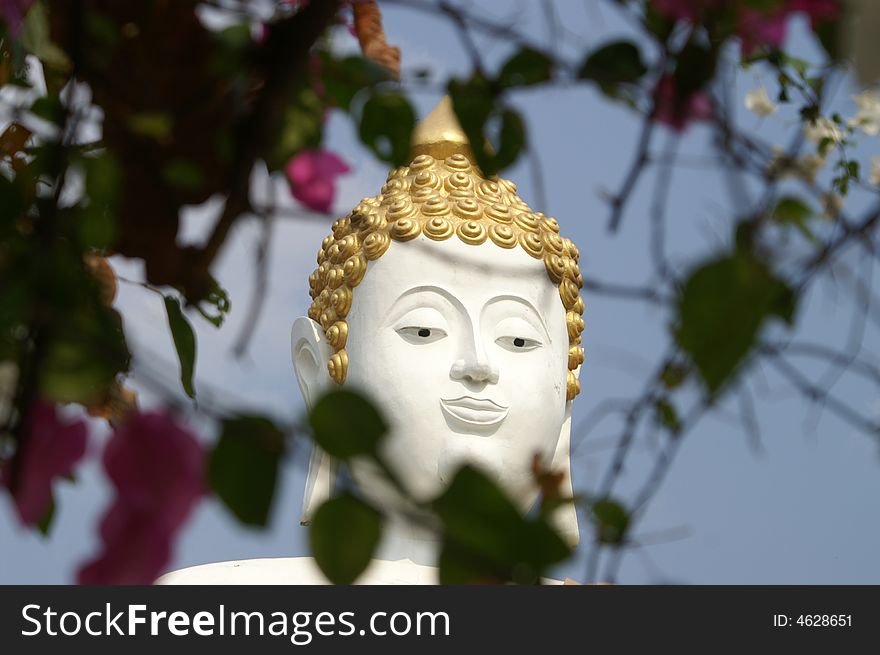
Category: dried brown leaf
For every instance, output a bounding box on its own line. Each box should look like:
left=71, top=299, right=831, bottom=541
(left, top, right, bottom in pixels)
left=353, top=0, right=400, bottom=80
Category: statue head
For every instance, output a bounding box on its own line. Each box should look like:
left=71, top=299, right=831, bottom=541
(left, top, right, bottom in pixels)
left=292, top=98, right=584, bottom=545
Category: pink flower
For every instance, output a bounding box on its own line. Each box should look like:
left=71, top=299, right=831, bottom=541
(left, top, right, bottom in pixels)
left=79, top=504, right=173, bottom=585
left=737, top=7, right=789, bottom=55
left=341, top=0, right=357, bottom=37
left=651, top=0, right=721, bottom=22
left=651, top=1, right=839, bottom=54
left=652, top=74, right=714, bottom=132
left=789, top=0, right=839, bottom=28
left=736, top=1, right=839, bottom=53
left=285, top=149, right=350, bottom=214
left=734, top=1, right=839, bottom=54
left=253, top=22, right=268, bottom=45
left=1, top=400, right=88, bottom=526
left=78, top=411, right=205, bottom=585
left=0, top=0, right=32, bottom=37
left=101, top=411, right=204, bottom=531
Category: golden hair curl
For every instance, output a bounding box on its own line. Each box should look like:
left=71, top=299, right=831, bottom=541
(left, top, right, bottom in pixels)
left=308, top=153, right=586, bottom=400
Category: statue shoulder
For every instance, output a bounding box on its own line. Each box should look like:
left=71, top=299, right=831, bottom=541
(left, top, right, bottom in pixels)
left=156, top=557, right=330, bottom=585
left=156, top=557, right=441, bottom=585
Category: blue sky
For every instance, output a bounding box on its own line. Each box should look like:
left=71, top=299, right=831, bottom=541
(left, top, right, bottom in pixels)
left=2, top=0, right=879, bottom=584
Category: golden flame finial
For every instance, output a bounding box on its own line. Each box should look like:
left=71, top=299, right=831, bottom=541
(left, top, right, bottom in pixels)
left=307, top=96, right=585, bottom=400
left=410, top=96, right=475, bottom=163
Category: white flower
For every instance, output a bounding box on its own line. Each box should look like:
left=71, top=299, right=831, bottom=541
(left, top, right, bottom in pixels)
left=821, top=192, right=844, bottom=219
left=804, top=117, right=846, bottom=146
left=798, top=154, right=825, bottom=184
left=767, top=147, right=825, bottom=183
left=767, top=146, right=791, bottom=178
left=745, top=87, right=778, bottom=117
left=849, top=89, right=880, bottom=136
left=870, top=156, right=880, bottom=187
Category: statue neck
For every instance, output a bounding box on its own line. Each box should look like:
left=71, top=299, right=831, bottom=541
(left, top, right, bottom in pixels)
left=373, top=510, right=440, bottom=567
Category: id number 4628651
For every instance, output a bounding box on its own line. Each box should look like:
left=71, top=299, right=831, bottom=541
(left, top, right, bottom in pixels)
left=773, top=614, right=852, bottom=627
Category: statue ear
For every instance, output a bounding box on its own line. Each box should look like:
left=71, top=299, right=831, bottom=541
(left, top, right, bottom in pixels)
left=291, top=316, right=337, bottom=525
left=292, top=316, right=333, bottom=407
left=550, top=410, right=579, bottom=548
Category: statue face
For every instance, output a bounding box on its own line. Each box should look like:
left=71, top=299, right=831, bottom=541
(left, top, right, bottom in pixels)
left=343, top=235, right=570, bottom=509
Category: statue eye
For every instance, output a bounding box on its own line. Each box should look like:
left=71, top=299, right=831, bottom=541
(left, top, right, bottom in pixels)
left=495, top=336, right=541, bottom=351
left=396, top=326, right=447, bottom=344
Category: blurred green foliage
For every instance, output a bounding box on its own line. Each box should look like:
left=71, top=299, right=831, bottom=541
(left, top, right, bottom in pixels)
left=675, top=250, right=796, bottom=395
left=0, top=0, right=865, bottom=585
left=310, top=492, right=382, bottom=585
left=434, top=465, right=571, bottom=584
left=163, top=296, right=197, bottom=400
left=208, top=415, right=286, bottom=527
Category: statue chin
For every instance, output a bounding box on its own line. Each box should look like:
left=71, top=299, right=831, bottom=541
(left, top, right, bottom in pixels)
left=160, top=98, right=582, bottom=585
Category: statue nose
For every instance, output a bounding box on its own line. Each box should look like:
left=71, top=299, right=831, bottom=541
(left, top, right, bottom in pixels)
left=450, top=357, right=499, bottom=384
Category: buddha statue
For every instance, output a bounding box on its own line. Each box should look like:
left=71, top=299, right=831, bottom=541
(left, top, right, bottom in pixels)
left=158, top=97, right=585, bottom=585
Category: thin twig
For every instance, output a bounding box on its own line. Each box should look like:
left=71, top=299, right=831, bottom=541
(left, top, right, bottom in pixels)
left=606, top=115, right=655, bottom=232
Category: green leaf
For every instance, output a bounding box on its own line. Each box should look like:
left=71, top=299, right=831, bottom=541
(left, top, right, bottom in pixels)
left=813, top=18, right=840, bottom=62
left=36, top=496, right=56, bottom=537
left=208, top=415, right=285, bottom=527
left=449, top=75, right=493, bottom=155
left=163, top=296, right=197, bottom=399
left=659, top=363, right=688, bottom=390
left=799, top=103, right=820, bottom=124
left=643, top=5, right=676, bottom=40
left=310, top=492, right=382, bottom=584
left=126, top=112, right=173, bottom=141
left=654, top=397, right=682, bottom=435
left=0, top=172, right=24, bottom=237
left=30, top=96, right=63, bottom=124
left=590, top=498, right=630, bottom=545
left=436, top=539, right=502, bottom=585
left=84, top=11, right=120, bottom=54
left=79, top=153, right=120, bottom=250
left=675, top=253, right=796, bottom=395
left=215, top=23, right=253, bottom=52
left=783, top=54, right=810, bottom=79
left=20, top=1, right=70, bottom=72
left=321, top=54, right=392, bottom=112
left=845, top=160, right=860, bottom=179
left=771, top=195, right=816, bottom=241
left=493, top=108, right=526, bottom=172
left=497, top=47, right=553, bottom=88
left=161, top=159, right=204, bottom=191
left=31, top=236, right=130, bottom=404
left=744, top=0, right=788, bottom=11
left=41, top=338, right=118, bottom=404
left=433, top=465, right=570, bottom=584
left=578, top=41, right=647, bottom=92
left=193, top=277, right=231, bottom=328
left=806, top=76, right=824, bottom=96
left=308, top=389, right=388, bottom=459
left=209, top=22, right=254, bottom=78
left=357, top=90, right=416, bottom=166
left=772, top=196, right=812, bottom=223
left=267, top=83, right=324, bottom=171
left=448, top=76, right=526, bottom=176
left=674, top=41, right=717, bottom=96
left=41, top=305, right=130, bottom=406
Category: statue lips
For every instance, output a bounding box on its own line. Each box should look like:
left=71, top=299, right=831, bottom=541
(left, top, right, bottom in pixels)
left=440, top=396, right=510, bottom=428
